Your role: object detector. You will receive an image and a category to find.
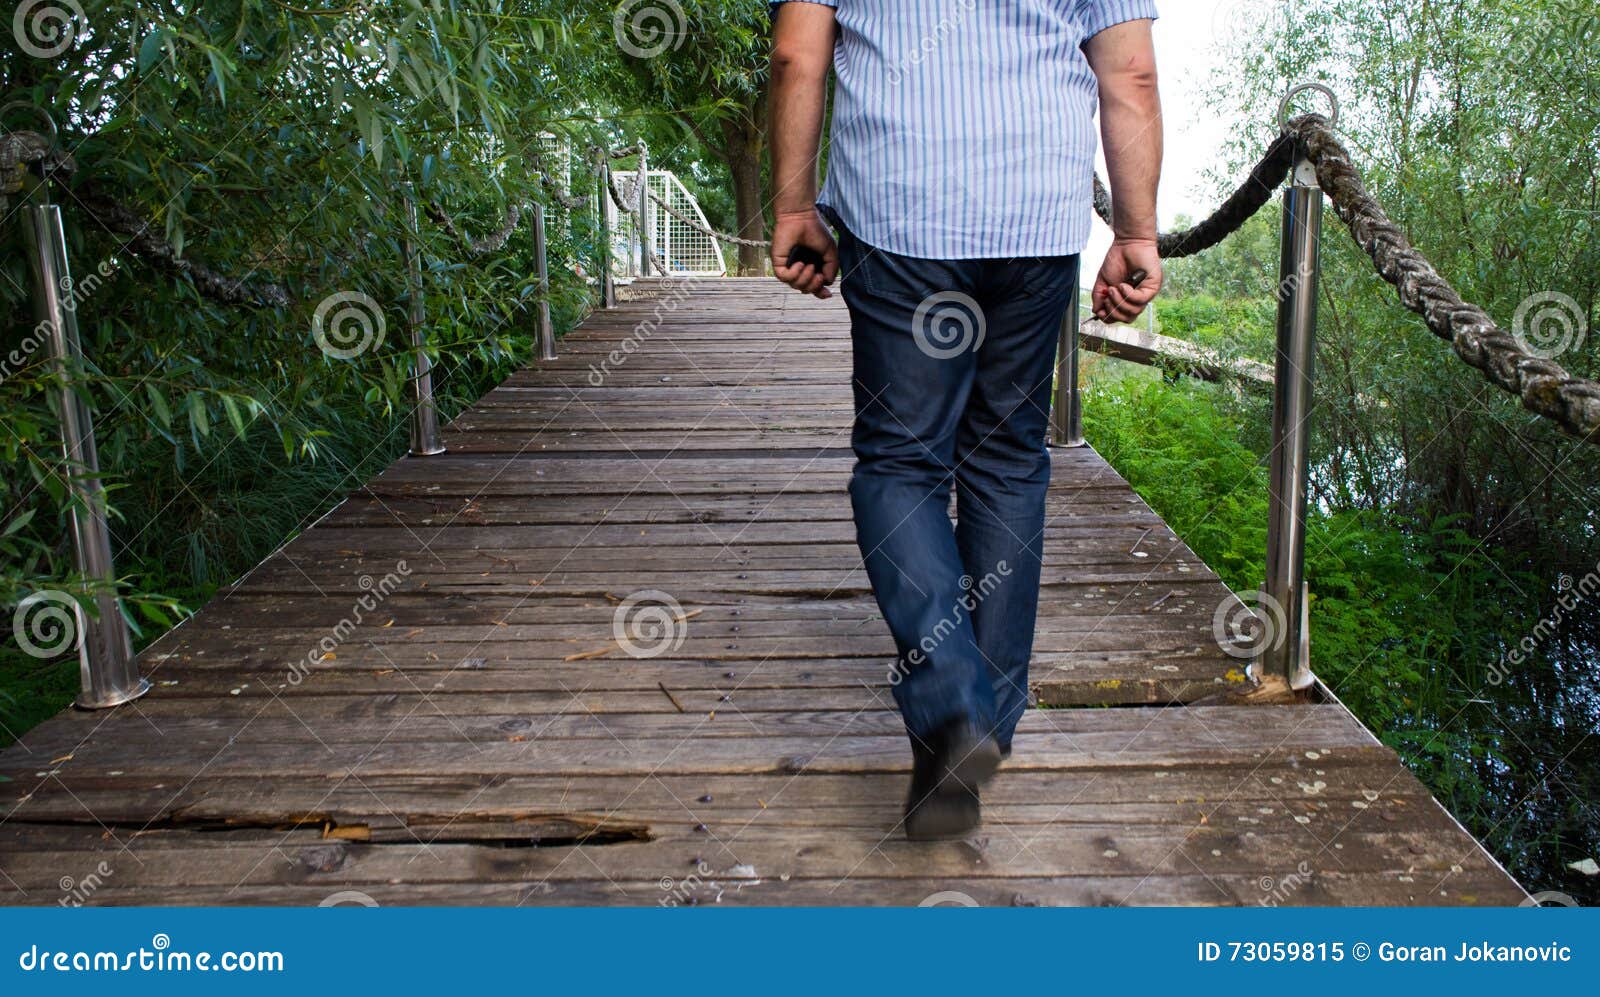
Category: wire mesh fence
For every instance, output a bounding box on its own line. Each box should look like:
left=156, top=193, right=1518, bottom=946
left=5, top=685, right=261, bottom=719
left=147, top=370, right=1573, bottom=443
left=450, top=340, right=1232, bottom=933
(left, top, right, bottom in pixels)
left=606, top=170, right=729, bottom=277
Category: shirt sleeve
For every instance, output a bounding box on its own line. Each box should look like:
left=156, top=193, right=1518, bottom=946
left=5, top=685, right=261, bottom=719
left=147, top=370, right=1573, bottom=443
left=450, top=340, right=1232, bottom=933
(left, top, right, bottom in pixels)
left=1075, top=0, right=1159, bottom=39
left=769, top=0, right=837, bottom=20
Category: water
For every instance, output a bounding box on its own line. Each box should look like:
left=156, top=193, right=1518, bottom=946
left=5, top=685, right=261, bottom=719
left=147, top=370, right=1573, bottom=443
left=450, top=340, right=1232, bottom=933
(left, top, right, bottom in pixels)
left=1413, top=598, right=1600, bottom=905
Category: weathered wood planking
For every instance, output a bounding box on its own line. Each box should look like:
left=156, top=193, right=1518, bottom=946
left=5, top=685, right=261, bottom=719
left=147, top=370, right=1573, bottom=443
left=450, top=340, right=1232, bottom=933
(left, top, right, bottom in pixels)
left=0, top=278, right=1522, bottom=907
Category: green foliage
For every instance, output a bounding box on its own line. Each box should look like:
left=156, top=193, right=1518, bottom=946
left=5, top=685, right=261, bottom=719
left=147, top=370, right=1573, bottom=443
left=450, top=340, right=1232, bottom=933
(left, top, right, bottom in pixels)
left=1154, top=292, right=1274, bottom=361
left=1085, top=375, right=1269, bottom=588
left=554, top=1, right=777, bottom=272
left=1085, top=371, right=1594, bottom=900
left=1, top=2, right=614, bottom=737
left=1204, top=0, right=1600, bottom=543
left=1148, top=3, right=1600, bottom=897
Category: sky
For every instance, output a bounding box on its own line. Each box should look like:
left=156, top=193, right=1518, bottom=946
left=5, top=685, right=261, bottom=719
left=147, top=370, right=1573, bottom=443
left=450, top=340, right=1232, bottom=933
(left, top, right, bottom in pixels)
left=1084, top=0, right=1242, bottom=270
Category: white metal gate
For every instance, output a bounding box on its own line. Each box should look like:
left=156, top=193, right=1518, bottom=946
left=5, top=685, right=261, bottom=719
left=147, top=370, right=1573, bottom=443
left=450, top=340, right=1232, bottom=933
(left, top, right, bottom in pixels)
left=606, top=170, right=728, bottom=277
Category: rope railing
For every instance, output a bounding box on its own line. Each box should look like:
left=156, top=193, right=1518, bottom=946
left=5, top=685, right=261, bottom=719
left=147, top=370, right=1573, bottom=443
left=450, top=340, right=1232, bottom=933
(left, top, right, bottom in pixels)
left=21, top=109, right=1591, bottom=439
left=1091, top=115, right=1599, bottom=442
left=14, top=89, right=1595, bottom=709
left=425, top=200, right=523, bottom=257
left=3, top=132, right=293, bottom=307
left=1068, top=85, right=1596, bottom=699
left=1, top=129, right=576, bottom=305
left=600, top=142, right=773, bottom=252
left=4, top=115, right=577, bottom=710
left=1092, top=132, right=1297, bottom=260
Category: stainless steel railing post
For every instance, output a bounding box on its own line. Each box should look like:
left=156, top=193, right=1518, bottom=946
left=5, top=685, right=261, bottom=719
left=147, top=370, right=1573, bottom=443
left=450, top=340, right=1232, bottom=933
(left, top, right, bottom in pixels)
left=1050, top=281, right=1086, bottom=448
left=532, top=200, right=556, bottom=361
left=1258, top=152, right=1322, bottom=691
left=597, top=158, right=616, bottom=309
left=21, top=204, right=149, bottom=709
left=635, top=143, right=653, bottom=276
left=401, top=185, right=445, bottom=456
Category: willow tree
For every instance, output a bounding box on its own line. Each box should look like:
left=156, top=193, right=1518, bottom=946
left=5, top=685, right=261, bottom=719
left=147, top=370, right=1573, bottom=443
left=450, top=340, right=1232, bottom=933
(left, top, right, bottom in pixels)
left=1200, top=0, right=1599, bottom=547
left=587, top=0, right=774, bottom=275
left=0, top=1, right=587, bottom=706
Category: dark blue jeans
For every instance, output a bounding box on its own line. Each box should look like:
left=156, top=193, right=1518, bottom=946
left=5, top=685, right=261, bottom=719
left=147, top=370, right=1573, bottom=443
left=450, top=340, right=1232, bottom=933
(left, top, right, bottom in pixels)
left=834, top=221, right=1079, bottom=752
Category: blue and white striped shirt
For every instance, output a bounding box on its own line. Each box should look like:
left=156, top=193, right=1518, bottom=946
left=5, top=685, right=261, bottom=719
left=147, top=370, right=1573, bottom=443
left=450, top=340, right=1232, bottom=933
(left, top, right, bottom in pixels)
left=781, top=0, right=1159, bottom=260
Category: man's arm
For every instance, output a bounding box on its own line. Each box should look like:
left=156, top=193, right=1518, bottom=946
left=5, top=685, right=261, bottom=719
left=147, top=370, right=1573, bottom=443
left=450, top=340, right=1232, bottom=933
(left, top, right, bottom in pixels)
left=768, top=1, right=839, bottom=298
left=1084, top=18, right=1163, bottom=323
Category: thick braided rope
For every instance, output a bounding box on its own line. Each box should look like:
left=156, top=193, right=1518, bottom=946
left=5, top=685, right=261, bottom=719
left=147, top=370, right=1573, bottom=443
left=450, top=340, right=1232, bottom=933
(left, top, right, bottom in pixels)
left=605, top=167, right=642, bottom=213
left=1292, top=114, right=1599, bottom=440
left=426, top=201, right=522, bottom=256
left=1093, top=131, right=1296, bottom=258
left=78, top=184, right=293, bottom=307
left=2, top=131, right=289, bottom=307
left=644, top=187, right=771, bottom=249
left=1095, top=116, right=1598, bottom=440
left=1, top=130, right=74, bottom=193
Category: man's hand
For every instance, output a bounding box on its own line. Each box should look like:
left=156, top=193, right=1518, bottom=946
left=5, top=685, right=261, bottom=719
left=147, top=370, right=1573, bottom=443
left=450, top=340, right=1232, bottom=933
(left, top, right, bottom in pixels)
left=769, top=3, right=837, bottom=297
left=771, top=208, right=839, bottom=299
left=1093, top=238, right=1162, bottom=324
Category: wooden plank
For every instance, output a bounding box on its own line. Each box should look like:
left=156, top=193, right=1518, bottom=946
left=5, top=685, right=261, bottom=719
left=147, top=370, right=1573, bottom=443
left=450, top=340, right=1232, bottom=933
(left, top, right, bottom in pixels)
left=0, top=279, right=1522, bottom=907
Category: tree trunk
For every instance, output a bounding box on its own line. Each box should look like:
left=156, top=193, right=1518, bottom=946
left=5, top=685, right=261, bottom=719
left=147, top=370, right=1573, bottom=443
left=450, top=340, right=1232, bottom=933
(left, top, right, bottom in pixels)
left=728, top=151, right=766, bottom=276
left=719, top=106, right=768, bottom=276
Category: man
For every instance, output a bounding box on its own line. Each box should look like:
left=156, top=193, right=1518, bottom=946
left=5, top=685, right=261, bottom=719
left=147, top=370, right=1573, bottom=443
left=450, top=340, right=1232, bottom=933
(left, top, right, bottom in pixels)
left=768, top=0, right=1163, bottom=839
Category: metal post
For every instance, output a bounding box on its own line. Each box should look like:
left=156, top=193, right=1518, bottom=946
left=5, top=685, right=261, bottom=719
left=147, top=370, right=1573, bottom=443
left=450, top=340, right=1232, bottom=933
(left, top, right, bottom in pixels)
left=635, top=144, right=653, bottom=277
left=1258, top=154, right=1322, bottom=692
left=21, top=205, right=149, bottom=709
left=1050, top=281, right=1085, bottom=448
left=532, top=201, right=556, bottom=361
left=597, top=160, right=616, bottom=308
left=401, top=185, right=445, bottom=456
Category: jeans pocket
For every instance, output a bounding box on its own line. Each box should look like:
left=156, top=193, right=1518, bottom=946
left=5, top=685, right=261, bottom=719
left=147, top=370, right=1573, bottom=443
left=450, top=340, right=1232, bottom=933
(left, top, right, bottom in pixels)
left=851, top=242, right=969, bottom=309
left=1008, top=255, right=1081, bottom=303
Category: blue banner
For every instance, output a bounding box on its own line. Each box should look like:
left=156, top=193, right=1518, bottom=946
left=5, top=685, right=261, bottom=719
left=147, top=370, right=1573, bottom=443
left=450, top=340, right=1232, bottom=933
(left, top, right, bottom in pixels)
left=1, top=907, right=1592, bottom=994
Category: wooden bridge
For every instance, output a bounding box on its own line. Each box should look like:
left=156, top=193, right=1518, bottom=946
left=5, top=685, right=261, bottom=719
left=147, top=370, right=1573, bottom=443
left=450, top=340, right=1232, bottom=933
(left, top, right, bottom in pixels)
left=0, top=279, right=1524, bottom=906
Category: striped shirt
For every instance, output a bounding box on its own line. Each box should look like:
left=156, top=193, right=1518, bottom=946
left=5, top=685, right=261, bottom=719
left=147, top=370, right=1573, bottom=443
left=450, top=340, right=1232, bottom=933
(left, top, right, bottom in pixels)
left=781, top=0, right=1159, bottom=260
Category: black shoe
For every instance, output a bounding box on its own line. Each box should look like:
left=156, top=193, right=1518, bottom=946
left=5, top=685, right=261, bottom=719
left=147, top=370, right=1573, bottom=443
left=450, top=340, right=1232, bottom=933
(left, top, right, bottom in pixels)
left=903, top=720, right=1003, bottom=841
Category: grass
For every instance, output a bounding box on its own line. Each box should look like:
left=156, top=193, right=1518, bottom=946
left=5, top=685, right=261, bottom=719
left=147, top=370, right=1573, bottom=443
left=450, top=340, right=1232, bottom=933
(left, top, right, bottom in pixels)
left=1082, top=355, right=1597, bottom=903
